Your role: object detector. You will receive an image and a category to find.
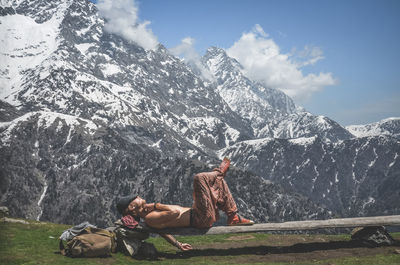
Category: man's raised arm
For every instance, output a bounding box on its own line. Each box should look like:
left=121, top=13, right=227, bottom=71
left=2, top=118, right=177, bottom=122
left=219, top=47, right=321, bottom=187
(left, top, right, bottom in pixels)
left=160, top=234, right=193, bottom=251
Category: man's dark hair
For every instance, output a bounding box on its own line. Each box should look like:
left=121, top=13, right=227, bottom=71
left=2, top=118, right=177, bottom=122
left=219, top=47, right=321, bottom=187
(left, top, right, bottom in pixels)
left=116, top=195, right=137, bottom=215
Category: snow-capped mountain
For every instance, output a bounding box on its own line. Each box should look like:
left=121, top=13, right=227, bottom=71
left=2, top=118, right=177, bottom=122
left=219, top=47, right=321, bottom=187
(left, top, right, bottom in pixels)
left=0, top=101, right=330, bottom=226
left=347, top=117, right=400, bottom=139
left=0, top=0, right=330, bottom=225
left=220, top=135, right=400, bottom=217
left=203, top=47, right=296, bottom=138
left=1, top=0, right=255, bottom=157
left=270, top=112, right=355, bottom=142
left=0, top=0, right=399, bottom=226
left=202, top=47, right=354, bottom=142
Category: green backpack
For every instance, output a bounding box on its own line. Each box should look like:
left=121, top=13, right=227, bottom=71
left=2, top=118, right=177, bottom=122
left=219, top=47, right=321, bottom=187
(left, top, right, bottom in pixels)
left=60, top=227, right=117, bottom=258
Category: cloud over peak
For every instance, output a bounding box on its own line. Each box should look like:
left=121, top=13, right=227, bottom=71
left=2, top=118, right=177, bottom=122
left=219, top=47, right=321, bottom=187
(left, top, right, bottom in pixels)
left=170, top=37, right=214, bottom=81
left=97, top=0, right=158, bottom=50
left=226, top=25, right=336, bottom=102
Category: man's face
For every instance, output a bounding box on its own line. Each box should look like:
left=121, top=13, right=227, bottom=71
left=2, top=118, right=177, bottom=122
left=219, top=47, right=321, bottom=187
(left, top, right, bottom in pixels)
left=126, top=196, right=146, bottom=216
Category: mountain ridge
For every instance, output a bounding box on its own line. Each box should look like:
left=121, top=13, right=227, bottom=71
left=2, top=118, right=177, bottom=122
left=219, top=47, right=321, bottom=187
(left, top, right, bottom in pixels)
left=202, top=47, right=355, bottom=142
left=346, top=117, right=400, bottom=139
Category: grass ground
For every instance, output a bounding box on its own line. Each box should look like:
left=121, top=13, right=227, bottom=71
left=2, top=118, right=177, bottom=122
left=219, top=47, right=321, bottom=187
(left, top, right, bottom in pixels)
left=1, top=218, right=400, bottom=265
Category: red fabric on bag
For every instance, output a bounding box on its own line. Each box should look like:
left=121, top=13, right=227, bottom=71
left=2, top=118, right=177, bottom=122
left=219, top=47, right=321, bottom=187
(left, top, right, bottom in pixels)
left=121, top=215, right=139, bottom=229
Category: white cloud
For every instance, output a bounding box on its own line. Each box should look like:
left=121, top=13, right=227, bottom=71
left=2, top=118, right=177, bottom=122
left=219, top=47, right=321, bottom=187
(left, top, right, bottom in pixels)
left=170, top=37, right=214, bottom=81
left=291, top=45, right=325, bottom=67
left=253, top=24, right=268, bottom=37
left=97, top=0, right=158, bottom=50
left=226, top=25, right=336, bottom=102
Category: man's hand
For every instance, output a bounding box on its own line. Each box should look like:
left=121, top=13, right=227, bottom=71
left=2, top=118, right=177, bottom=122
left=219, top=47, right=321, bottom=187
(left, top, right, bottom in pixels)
left=143, top=203, right=155, bottom=213
left=177, top=242, right=193, bottom=251
left=160, top=234, right=193, bottom=252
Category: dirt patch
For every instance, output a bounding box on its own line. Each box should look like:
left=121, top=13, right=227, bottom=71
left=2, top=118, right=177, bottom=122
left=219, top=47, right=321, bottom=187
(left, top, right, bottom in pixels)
left=230, top=244, right=398, bottom=264
left=225, top=235, right=255, bottom=241
left=159, top=234, right=400, bottom=263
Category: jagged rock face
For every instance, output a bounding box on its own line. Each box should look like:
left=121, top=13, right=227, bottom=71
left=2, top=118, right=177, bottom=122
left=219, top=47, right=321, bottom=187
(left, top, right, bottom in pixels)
left=271, top=112, right=354, bottom=142
left=202, top=47, right=354, bottom=142
left=220, top=135, right=400, bottom=217
left=1, top=0, right=253, bottom=156
left=0, top=108, right=330, bottom=226
left=0, top=6, right=15, bottom=15
left=10, top=0, right=66, bottom=23
left=0, top=0, right=399, bottom=227
left=203, top=47, right=297, bottom=138
left=0, top=101, right=23, bottom=121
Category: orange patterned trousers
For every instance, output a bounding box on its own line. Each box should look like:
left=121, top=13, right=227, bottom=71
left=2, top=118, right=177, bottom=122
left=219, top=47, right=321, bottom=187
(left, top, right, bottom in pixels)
left=191, top=170, right=238, bottom=228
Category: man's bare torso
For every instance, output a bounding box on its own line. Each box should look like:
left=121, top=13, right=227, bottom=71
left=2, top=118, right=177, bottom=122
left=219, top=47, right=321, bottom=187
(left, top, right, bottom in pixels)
left=144, top=204, right=191, bottom=229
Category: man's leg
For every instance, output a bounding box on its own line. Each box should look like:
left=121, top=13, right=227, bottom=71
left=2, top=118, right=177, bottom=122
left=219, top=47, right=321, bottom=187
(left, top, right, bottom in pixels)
left=191, top=171, right=220, bottom=228
left=216, top=177, right=238, bottom=218
left=192, top=169, right=254, bottom=228
left=213, top=173, right=255, bottom=226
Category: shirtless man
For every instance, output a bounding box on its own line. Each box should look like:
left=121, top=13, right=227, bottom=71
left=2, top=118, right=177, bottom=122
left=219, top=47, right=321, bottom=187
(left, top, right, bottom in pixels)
left=116, top=158, right=254, bottom=251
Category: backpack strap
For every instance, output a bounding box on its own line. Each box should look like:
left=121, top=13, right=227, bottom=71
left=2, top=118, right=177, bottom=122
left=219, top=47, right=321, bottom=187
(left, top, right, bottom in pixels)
left=59, top=240, right=67, bottom=256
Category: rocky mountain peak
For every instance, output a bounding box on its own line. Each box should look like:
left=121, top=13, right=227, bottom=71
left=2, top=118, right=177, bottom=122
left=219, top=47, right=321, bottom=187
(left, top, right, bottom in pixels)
left=4, top=0, right=73, bottom=23
left=1, top=0, right=254, bottom=156
left=203, top=46, right=243, bottom=76
left=202, top=47, right=355, bottom=142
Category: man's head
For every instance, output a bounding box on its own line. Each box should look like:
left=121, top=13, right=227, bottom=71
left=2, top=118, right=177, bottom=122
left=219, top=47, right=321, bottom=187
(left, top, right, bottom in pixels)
left=116, top=195, right=146, bottom=216
left=117, top=195, right=137, bottom=215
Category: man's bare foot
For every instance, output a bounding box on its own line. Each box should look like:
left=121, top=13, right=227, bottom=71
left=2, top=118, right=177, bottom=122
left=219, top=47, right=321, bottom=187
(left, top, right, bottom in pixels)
left=215, top=157, right=230, bottom=176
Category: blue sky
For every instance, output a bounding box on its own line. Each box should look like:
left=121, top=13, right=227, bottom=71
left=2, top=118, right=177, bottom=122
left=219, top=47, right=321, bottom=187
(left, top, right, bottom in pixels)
left=95, top=0, right=400, bottom=126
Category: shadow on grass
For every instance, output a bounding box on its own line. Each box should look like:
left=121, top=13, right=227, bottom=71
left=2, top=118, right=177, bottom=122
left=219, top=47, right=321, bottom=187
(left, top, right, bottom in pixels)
left=158, top=240, right=400, bottom=260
